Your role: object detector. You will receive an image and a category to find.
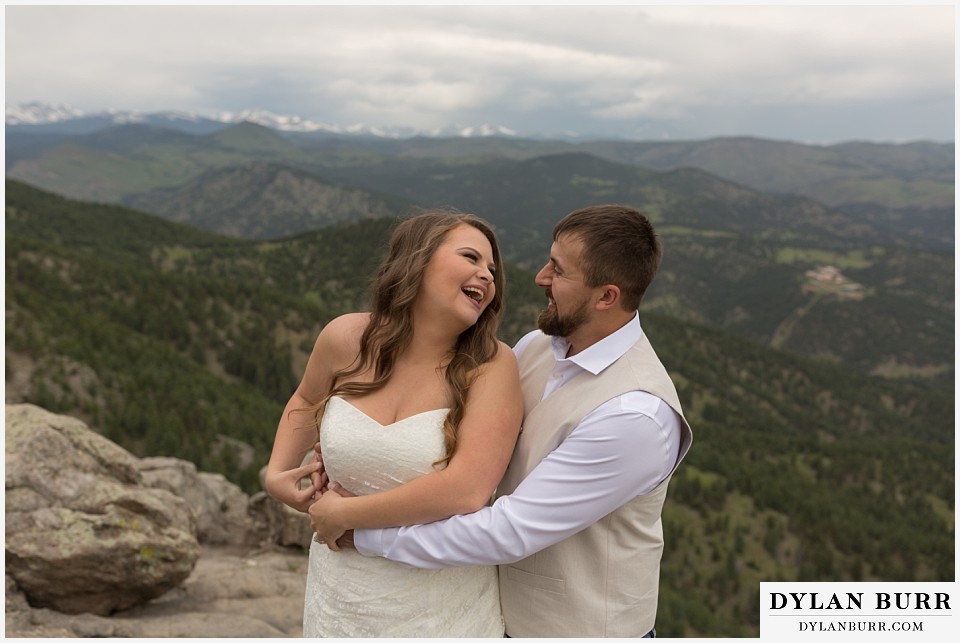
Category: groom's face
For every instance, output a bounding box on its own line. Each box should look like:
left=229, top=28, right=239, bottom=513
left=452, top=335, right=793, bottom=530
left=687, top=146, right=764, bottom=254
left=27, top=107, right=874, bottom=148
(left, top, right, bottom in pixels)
left=534, top=234, right=594, bottom=338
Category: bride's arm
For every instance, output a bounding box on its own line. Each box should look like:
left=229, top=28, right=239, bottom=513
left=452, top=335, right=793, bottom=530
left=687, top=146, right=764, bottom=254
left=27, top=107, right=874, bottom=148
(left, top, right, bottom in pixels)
left=265, top=313, right=367, bottom=512
left=309, top=343, right=522, bottom=542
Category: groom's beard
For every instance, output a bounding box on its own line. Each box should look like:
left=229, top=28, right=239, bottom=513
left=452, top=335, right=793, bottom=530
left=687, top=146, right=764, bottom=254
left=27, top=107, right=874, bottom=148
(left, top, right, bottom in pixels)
left=537, top=297, right=590, bottom=338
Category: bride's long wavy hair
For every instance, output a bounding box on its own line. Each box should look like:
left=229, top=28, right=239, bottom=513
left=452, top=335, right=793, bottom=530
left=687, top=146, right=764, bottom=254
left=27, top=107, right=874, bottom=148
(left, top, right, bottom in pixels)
left=309, top=210, right=505, bottom=467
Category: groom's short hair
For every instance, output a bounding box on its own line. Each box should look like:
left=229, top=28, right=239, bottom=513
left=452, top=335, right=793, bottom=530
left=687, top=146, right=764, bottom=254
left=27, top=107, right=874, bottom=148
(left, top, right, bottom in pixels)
left=553, top=204, right=662, bottom=311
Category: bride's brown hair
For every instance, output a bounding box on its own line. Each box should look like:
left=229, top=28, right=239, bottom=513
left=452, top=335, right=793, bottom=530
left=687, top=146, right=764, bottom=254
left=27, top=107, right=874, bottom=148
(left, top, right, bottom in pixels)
left=311, top=210, right=505, bottom=466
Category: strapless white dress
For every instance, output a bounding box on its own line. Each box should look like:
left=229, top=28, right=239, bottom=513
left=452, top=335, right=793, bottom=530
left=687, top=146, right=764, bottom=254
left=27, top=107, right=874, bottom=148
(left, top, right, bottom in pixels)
left=302, top=396, right=503, bottom=637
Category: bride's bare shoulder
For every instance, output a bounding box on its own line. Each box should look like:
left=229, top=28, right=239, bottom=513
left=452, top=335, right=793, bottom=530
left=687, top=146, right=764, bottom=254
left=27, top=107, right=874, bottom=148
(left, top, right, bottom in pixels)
left=322, top=312, right=371, bottom=337
left=298, top=314, right=371, bottom=401
left=315, top=313, right=370, bottom=359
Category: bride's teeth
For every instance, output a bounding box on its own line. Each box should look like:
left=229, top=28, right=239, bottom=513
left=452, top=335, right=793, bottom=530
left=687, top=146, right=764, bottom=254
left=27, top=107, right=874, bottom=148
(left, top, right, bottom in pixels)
left=462, top=287, right=484, bottom=302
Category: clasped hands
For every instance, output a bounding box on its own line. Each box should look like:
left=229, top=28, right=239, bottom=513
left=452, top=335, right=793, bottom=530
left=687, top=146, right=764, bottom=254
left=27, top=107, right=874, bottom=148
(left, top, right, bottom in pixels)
left=267, top=444, right=354, bottom=549
left=285, top=443, right=355, bottom=551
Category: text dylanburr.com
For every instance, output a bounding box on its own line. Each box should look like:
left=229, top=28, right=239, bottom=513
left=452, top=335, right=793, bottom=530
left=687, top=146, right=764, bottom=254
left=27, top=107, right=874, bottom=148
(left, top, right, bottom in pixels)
left=760, top=582, right=955, bottom=640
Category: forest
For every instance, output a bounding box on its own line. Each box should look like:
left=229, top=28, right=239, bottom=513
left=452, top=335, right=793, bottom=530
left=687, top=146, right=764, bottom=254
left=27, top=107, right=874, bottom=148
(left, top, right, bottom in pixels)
left=8, top=122, right=953, bottom=383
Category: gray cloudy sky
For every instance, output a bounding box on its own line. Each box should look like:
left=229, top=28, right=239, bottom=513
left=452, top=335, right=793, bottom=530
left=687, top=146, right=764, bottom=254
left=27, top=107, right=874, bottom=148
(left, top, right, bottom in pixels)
left=5, top=3, right=955, bottom=143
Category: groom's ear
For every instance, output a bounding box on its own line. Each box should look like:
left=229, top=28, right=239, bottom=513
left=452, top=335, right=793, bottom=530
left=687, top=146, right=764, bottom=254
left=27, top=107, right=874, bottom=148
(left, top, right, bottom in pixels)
left=594, top=284, right=621, bottom=311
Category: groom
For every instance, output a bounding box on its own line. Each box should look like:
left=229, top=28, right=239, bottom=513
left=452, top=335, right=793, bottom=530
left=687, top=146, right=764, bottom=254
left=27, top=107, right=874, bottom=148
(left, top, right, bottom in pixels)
left=345, top=205, right=690, bottom=637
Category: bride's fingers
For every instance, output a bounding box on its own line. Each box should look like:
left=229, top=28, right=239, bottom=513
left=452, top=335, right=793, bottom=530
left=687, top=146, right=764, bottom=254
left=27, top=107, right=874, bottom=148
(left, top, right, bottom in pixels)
left=311, top=470, right=328, bottom=493
left=300, top=460, right=323, bottom=477
left=298, top=482, right=316, bottom=502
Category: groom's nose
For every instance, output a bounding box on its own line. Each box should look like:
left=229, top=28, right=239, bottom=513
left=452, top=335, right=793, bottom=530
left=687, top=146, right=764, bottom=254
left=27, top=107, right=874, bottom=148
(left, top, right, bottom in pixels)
left=535, top=263, right=552, bottom=286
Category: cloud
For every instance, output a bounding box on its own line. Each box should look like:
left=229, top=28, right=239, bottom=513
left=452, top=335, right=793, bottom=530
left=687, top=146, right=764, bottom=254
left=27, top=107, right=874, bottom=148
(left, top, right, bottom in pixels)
left=4, top=4, right=954, bottom=142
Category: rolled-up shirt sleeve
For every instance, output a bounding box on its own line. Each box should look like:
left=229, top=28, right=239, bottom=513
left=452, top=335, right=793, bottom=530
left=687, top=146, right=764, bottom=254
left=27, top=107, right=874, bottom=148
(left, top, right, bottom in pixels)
left=354, top=392, right=681, bottom=569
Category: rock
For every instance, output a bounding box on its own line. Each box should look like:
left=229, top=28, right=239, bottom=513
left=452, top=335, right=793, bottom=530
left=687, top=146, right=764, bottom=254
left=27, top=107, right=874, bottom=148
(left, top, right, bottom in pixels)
left=251, top=462, right=315, bottom=549
left=138, top=457, right=217, bottom=536
left=213, top=433, right=258, bottom=470
left=139, top=457, right=265, bottom=546
left=5, top=545, right=309, bottom=637
left=249, top=492, right=315, bottom=550
left=142, top=545, right=308, bottom=632
left=4, top=404, right=200, bottom=616
left=199, top=471, right=266, bottom=546
left=138, top=456, right=317, bottom=550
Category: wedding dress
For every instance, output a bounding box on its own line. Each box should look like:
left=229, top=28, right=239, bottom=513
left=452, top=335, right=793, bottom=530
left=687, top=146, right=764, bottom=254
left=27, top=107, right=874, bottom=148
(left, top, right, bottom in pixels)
left=302, top=395, right=504, bottom=637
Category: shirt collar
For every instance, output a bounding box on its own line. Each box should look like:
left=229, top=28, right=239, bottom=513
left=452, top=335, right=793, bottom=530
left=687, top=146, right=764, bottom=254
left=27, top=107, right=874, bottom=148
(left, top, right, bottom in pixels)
left=549, top=312, right=642, bottom=375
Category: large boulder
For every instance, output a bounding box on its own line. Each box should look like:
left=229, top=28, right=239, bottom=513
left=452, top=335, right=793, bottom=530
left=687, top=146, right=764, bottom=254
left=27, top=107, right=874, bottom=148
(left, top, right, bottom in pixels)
left=4, top=404, right=201, bottom=615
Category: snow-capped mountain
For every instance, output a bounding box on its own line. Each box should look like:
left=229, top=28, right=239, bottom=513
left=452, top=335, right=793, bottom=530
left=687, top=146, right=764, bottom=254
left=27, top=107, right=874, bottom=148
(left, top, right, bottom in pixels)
left=6, top=102, right=694, bottom=140
left=6, top=102, right=88, bottom=125
left=431, top=124, right=519, bottom=138
left=211, top=108, right=352, bottom=134
left=5, top=103, right=523, bottom=139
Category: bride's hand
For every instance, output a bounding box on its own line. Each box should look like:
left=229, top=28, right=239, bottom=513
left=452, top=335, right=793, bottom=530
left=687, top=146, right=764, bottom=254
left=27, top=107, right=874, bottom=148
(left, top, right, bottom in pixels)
left=309, top=482, right=355, bottom=551
left=264, top=460, right=324, bottom=513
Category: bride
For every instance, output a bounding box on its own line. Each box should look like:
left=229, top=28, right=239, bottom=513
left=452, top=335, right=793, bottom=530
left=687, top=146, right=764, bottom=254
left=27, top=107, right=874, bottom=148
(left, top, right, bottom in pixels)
left=264, top=211, right=522, bottom=637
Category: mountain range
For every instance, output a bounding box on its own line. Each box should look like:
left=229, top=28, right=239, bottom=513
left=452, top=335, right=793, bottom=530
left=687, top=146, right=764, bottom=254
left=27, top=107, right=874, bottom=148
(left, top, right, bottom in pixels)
left=6, top=119, right=953, bottom=383
left=6, top=102, right=534, bottom=139
left=8, top=114, right=953, bottom=227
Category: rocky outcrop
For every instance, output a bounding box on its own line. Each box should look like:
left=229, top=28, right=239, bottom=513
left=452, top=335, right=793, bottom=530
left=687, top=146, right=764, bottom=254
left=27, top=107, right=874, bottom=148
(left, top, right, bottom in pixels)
left=5, top=404, right=200, bottom=615
left=5, top=545, right=309, bottom=637
left=5, top=403, right=315, bottom=636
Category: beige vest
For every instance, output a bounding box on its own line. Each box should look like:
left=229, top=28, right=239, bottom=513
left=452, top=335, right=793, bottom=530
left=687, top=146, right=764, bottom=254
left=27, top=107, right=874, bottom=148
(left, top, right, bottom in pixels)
left=496, top=331, right=693, bottom=637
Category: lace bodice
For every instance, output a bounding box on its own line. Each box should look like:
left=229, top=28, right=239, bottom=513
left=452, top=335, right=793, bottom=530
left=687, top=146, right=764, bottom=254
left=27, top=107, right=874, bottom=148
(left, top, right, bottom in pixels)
left=320, top=396, right=449, bottom=495
left=302, top=396, right=503, bottom=637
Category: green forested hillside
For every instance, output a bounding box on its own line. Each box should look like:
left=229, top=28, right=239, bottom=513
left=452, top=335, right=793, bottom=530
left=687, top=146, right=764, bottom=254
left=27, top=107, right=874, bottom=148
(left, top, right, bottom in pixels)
left=293, top=134, right=954, bottom=252
left=9, top=124, right=953, bottom=247
left=5, top=181, right=953, bottom=636
left=241, top=131, right=957, bottom=208
left=646, top=235, right=954, bottom=381
left=578, top=137, right=955, bottom=208
left=653, top=315, right=953, bottom=635
left=316, top=153, right=954, bottom=381
left=123, top=161, right=417, bottom=239
left=5, top=122, right=315, bottom=202
left=7, top=125, right=953, bottom=381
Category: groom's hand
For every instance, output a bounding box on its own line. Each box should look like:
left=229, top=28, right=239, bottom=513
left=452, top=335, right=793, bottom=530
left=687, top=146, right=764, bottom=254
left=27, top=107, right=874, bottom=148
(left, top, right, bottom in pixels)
left=336, top=530, right=356, bottom=550
left=309, top=442, right=328, bottom=497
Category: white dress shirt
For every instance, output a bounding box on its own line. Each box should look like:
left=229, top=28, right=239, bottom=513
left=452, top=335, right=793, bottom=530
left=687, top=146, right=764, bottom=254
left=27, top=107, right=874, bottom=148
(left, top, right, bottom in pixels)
left=354, top=314, right=682, bottom=568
